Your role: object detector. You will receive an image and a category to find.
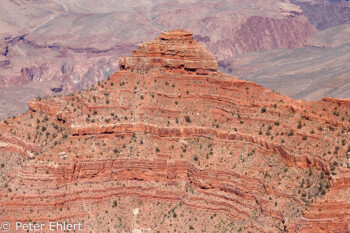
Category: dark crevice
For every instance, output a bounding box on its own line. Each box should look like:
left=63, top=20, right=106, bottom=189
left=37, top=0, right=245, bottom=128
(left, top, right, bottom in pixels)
left=4, top=45, right=8, bottom=56
left=185, top=68, right=197, bottom=72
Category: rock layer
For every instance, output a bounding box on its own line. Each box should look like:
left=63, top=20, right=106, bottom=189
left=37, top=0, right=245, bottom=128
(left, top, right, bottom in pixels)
left=0, top=30, right=350, bottom=232
left=118, top=30, right=218, bottom=73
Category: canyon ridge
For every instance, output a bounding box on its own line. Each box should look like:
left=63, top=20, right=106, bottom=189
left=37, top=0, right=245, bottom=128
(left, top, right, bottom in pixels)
left=0, top=30, right=350, bottom=232
left=0, top=0, right=320, bottom=119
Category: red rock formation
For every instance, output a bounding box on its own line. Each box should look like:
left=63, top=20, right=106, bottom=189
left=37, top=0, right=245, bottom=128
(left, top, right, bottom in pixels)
left=1, top=0, right=321, bottom=120
left=118, top=30, right=218, bottom=74
left=0, top=30, right=349, bottom=232
left=322, top=97, right=350, bottom=107
left=28, top=100, right=59, bottom=116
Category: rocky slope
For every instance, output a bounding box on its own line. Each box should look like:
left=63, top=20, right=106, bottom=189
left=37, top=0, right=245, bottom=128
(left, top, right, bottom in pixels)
left=219, top=25, right=350, bottom=101
left=304, top=23, right=350, bottom=47
left=292, top=0, right=350, bottom=30
left=1, top=30, right=350, bottom=232
left=0, top=0, right=317, bottom=119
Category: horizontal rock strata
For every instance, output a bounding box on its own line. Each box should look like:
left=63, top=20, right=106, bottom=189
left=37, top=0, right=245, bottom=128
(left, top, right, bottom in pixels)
left=0, top=30, right=349, bottom=232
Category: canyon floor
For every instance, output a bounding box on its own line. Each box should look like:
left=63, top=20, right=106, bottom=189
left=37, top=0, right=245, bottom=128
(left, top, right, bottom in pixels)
left=0, top=30, right=350, bottom=232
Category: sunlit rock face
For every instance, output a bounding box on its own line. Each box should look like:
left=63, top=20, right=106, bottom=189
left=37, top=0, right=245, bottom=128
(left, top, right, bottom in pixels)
left=0, top=30, right=350, bottom=232
left=119, top=30, right=217, bottom=74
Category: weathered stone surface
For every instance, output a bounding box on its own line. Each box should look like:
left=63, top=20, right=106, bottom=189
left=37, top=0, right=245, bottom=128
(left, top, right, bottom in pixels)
left=28, top=100, right=58, bottom=115
left=322, top=97, right=350, bottom=107
left=0, top=30, right=350, bottom=232
left=119, top=30, right=218, bottom=73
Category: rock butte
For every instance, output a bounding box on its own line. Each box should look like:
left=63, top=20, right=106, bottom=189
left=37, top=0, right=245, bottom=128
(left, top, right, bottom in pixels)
left=118, top=30, right=218, bottom=74
left=0, top=29, right=350, bottom=232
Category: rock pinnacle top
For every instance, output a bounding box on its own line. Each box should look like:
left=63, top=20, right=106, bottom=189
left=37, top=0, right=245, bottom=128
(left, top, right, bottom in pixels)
left=118, top=29, right=218, bottom=74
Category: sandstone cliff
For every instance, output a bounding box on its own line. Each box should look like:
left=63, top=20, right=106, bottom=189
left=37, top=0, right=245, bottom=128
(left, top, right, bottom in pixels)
left=118, top=30, right=217, bottom=74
